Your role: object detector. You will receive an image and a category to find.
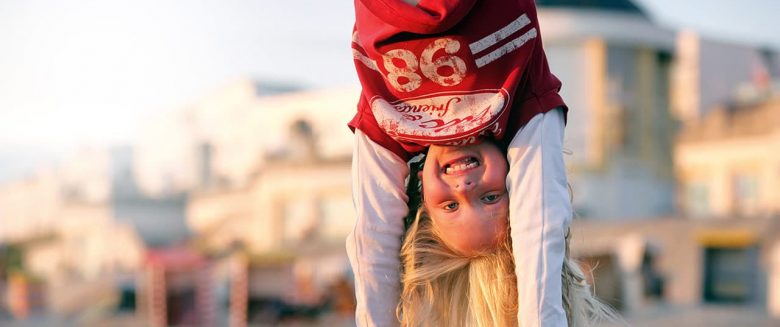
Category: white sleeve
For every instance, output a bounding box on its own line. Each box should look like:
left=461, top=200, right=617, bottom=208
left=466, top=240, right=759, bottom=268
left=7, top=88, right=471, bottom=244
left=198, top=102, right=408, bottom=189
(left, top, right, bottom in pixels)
left=506, top=108, right=571, bottom=327
left=346, top=129, right=409, bottom=327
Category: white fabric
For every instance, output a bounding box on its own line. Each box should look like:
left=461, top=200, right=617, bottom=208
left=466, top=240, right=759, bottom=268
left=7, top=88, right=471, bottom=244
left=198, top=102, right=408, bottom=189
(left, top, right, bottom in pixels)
left=507, top=108, right=570, bottom=327
left=348, top=109, right=570, bottom=327
left=346, top=129, right=409, bottom=327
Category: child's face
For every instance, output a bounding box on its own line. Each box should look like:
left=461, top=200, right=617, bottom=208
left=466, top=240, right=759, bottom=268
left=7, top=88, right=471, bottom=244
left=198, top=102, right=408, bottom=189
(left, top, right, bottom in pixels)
left=421, top=140, right=509, bottom=256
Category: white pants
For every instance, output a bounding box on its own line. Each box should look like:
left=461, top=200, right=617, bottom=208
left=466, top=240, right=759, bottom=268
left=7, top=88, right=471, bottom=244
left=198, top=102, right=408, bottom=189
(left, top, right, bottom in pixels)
left=347, top=108, right=570, bottom=327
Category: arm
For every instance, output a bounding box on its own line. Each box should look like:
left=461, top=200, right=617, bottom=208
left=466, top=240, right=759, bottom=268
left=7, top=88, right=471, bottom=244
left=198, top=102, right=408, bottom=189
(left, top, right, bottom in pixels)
left=505, top=108, right=571, bottom=327
left=346, top=129, right=409, bottom=327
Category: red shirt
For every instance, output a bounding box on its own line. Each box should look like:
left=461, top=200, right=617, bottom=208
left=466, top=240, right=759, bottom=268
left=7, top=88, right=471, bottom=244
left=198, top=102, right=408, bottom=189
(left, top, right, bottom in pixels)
left=349, top=0, right=566, bottom=161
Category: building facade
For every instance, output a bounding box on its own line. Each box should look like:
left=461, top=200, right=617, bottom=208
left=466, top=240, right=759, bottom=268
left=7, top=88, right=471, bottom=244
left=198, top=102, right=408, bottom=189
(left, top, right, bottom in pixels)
left=675, top=94, right=780, bottom=218
left=183, top=86, right=358, bottom=325
left=538, top=0, right=678, bottom=219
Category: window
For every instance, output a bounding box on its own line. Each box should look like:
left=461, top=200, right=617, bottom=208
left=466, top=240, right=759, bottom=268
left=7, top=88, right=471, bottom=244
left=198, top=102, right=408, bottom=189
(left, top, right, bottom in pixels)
left=686, top=181, right=711, bottom=217
left=733, top=174, right=758, bottom=216
left=703, top=246, right=757, bottom=303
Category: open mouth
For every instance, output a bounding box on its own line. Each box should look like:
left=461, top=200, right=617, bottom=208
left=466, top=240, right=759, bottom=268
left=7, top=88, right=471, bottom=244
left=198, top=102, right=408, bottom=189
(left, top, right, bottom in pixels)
left=443, top=156, right=480, bottom=175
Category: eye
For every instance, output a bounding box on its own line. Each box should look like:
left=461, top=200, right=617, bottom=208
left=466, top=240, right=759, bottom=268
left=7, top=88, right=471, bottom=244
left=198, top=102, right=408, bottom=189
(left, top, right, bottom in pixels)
left=442, top=202, right=459, bottom=211
left=481, top=193, right=502, bottom=203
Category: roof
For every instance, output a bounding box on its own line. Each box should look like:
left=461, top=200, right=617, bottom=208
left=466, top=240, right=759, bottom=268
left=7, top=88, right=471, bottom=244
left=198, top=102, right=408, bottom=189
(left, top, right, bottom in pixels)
left=677, top=94, right=780, bottom=143
left=537, top=0, right=648, bottom=18
left=253, top=81, right=302, bottom=97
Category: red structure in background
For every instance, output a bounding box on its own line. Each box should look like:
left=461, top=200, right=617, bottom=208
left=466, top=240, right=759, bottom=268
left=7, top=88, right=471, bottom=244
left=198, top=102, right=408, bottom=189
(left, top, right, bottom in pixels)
left=142, top=248, right=215, bottom=327
left=6, top=274, right=45, bottom=319
left=229, top=255, right=248, bottom=327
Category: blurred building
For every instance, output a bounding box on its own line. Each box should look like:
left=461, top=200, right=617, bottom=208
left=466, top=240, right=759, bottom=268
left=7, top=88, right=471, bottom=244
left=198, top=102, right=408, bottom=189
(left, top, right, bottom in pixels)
left=125, top=82, right=358, bottom=325
left=672, top=31, right=780, bottom=123
left=0, top=147, right=145, bottom=280
left=571, top=89, right=780, bottom=320
left=538, top=0, right=779, bottom=219
left=188, top=153, right=353, bottom=256
left=676, top=93, right=780, bottom=218
left=184, top=89, right=356, bottom=325
left=0, top=168, right=74, bottom=242
left=134, top=80, right=355, bottom=196
left=539, top=0, right=678, bottom=219
left=137, top=248, right=215, bottom=327
left=673, top=91, right=780, bottom=318
left=572, top=216, right=780, bottom=317
left=0, top=144, right=189, bottom=317
left=536, top=0, right=780, bottom=323
left=110, top=146, right=191, bottom=247
left=0, top=79, right=359, bottom=323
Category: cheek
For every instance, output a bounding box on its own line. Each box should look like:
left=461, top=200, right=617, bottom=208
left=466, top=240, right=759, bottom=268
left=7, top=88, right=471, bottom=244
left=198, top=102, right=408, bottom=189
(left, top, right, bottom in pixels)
left=482, top=159, right=508, bottom=187
left=496, top=210, right=509, bottom=230
left=489, top=214, right=509, bottom=246
left=420, top=162, right=438, bottom=196
left=421, top=174, right=442, bottom=203
left=491, top=200, right=510, bottom=229
left=421, top=162, right=454, bottom=206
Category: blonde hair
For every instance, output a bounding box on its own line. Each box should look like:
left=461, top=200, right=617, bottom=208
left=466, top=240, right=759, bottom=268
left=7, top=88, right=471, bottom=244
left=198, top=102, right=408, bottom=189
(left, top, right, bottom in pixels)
left=398, top=207, right=618, bottom=327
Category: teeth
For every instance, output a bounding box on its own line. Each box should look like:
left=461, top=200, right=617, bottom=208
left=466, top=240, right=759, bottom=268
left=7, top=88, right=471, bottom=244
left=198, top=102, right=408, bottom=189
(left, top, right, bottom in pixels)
left=445, top=161, right=479, bottom=174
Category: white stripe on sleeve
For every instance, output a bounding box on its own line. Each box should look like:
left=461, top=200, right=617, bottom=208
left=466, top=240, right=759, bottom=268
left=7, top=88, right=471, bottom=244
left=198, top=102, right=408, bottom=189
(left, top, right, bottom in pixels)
left=469, top=13, right=531, bottom=54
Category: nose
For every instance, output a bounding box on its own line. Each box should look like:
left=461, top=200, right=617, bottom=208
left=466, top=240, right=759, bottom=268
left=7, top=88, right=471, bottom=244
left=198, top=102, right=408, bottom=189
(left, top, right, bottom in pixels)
left=454, top=179, right=476, bottom=192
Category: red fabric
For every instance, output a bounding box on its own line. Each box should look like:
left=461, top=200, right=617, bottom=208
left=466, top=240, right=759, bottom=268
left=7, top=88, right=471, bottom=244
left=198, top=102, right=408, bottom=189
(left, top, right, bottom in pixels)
left=359, top=0, right=477, bottom=34
left=349, top=0, right=566, bottom=160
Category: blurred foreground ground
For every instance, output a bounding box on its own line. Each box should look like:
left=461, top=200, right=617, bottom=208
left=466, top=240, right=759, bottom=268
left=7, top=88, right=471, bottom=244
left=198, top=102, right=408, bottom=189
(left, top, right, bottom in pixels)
left=612, top=304, right=780, bottom=326
left=2, top=304, right=779, bottom=327
left=0, top=313, right=357, bottom=327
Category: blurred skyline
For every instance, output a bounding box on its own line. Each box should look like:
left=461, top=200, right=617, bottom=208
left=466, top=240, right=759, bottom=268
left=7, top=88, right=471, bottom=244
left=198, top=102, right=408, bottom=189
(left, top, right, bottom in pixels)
left=1, top=1, right=780, bottom=324
left=1, top=0, right=779, bottom=183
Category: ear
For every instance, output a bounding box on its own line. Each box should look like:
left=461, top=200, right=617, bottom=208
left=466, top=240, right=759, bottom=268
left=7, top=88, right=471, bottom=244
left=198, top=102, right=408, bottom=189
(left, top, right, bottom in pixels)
left=417, top=170, right=423, bottom=180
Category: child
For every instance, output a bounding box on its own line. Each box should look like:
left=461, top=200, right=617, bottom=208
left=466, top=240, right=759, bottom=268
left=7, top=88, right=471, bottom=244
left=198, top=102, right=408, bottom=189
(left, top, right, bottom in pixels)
left=398, top=139, right=616, bottom=326
left=348, top=0, right=574, bottom=325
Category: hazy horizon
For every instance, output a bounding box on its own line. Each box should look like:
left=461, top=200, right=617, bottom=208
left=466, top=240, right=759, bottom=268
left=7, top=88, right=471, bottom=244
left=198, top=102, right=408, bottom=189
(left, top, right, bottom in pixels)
left=1, top=0, right=779, bottom=183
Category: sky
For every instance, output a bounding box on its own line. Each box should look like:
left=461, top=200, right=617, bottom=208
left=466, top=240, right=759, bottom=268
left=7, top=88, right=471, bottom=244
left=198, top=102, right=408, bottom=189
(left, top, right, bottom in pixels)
left=1, top=0, right=779, bottom=182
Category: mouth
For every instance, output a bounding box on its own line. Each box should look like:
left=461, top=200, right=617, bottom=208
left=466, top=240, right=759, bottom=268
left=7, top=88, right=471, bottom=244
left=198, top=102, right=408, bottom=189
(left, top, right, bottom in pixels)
left=443, top=156, right=480, bottom=175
